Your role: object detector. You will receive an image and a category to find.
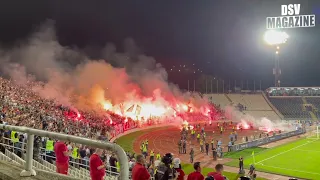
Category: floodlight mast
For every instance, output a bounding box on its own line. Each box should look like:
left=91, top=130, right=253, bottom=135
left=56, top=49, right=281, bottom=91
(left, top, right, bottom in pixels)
left=264, top=30, right=289, bottom=87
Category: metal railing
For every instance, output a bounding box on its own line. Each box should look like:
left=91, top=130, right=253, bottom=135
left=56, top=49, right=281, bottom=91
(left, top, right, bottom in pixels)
left=0, top=137, right=120, bottom=179
left=0, top=124, right=129, bottom=179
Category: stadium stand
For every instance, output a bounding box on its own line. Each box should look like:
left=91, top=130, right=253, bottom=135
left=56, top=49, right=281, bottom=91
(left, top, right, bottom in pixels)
left=205, top=94, right=231, bottom=108
left=243, top=110, right=280, bottom=120
left=205, top=93, right=282, bottom=120
left=268, top=97, right=311, bottom=119
left=226, top=94, right=272, bottom=111
left=266, top=87, right=320, bottom=120
left=226, top=94, right=281, bottom=120
left=305, top=97, right=320, bottom=118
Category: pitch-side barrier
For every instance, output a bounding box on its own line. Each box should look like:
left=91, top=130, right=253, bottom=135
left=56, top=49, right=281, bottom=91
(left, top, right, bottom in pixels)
left=231, top=128, right=305, bottom=151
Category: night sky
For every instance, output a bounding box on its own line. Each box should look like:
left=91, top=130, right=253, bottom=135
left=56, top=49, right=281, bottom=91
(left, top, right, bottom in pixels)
left=0, top=0, right=320, bottom=90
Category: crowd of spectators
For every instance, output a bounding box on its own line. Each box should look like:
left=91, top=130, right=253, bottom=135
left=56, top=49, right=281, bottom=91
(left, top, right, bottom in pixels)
left=0, top=77, right=139, bottom=141
left=0, top=77, right=141, bottom=177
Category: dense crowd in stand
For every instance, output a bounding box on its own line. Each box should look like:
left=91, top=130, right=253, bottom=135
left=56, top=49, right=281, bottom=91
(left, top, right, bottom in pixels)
left=0, top=77, right=152, bottom=178
left=0, top=78, right=252, bottom=180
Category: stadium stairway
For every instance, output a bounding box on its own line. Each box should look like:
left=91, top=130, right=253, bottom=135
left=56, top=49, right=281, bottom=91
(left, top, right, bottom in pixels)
left=302, top=97, right=308, bottom=104
left=309, top=111, right=318, bottom=120
left=0, top=152, right=78, bottom=180
left=224, top=94, right=232, bottom=103
left=302, top=97, right=307, bottom=111
left=302, top=97, right=318, bottom=120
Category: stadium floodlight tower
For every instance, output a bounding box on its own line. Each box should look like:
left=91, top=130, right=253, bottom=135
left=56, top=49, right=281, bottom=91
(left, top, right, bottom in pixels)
left=263, top=30, right=289, bottom=87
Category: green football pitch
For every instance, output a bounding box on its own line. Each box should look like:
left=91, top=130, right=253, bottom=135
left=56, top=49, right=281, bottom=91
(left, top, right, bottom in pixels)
left=225, top=137, right=320, bottom=179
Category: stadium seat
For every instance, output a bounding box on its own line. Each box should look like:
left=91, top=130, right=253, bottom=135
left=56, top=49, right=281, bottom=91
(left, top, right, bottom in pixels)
left=269, top=97, right=311, bottom=119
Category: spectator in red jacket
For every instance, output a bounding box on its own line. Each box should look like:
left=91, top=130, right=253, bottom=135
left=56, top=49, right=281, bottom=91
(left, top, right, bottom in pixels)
left=131, top=154, right=150, bottom=180
left=187, top=162, right=204, bottom=180
left=90, top=148, right=106, bottom=180
left=173, top=158, right=185, bottom=180
left=54, top=140, right=70, bottom=175
left=207, top=164, right=225, bottom=180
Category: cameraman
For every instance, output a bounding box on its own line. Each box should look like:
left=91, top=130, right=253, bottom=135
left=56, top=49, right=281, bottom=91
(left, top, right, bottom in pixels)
left=155, top=153, right=177, bottom=180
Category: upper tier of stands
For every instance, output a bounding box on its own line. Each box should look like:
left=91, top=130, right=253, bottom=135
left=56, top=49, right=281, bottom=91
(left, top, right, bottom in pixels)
left=267, top=87, right=320, bottom=120
left=268, top=97, right=311, bottom=119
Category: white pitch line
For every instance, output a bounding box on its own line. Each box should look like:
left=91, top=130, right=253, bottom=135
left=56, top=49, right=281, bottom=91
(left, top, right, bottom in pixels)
left=256, top=139, right=318, bottom=164
left=260, top=164, right=320, bottom=175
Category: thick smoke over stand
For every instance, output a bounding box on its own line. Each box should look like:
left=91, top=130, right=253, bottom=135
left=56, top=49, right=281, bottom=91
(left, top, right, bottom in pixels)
left=225, top=106, right=294, bottom=132
left=0, top=21, right=210, bottom=122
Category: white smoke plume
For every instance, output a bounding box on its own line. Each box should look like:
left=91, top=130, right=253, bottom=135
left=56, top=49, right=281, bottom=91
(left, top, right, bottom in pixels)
left=225, top=106, right=294, bottom=131
left=0, top=20, right=208, bottom=117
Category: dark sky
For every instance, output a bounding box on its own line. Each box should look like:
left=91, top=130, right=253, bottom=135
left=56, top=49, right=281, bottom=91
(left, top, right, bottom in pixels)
left=0, top=0, right=320, bottom=89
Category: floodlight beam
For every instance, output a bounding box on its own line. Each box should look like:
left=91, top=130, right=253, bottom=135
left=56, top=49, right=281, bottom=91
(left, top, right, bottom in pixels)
left=264, top=30, right=289, bottom=45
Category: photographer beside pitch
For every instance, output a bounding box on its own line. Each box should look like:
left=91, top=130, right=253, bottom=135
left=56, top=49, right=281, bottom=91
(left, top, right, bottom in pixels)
left=154, top=153, right=178, bottom=180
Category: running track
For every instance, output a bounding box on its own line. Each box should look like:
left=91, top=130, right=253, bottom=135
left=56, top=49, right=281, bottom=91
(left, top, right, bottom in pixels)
left=132, top=125, right=260, bottom=166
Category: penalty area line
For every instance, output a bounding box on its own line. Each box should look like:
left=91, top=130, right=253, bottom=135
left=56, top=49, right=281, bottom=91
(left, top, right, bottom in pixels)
left=256, top=139, right=318, bottom=164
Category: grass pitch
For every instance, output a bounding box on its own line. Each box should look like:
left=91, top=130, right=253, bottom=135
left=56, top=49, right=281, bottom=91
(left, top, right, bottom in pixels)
left=225, top=137, right=320, bottom=179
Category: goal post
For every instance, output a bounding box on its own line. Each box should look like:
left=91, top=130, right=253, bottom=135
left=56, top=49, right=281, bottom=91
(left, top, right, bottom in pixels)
left=306, top=126, right=320, bottom=140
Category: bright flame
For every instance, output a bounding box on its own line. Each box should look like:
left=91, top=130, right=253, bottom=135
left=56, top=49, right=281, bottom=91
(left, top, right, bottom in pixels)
left=89, top=86, right=215, bottom=123
left=103, top=101, right=113, bottom=110
left=237, top=120, right=250, bottom=130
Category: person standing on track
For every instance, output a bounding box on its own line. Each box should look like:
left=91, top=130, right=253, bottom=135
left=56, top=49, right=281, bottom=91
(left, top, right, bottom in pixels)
left=189, top=148, right=194, bottom=163
left=142, top=144, right=148, bottom=158
left=150, top=150, right=155, bottom=164
left=211, top=138, right=215, bottom=150
left=145, top=140, right=149, bottom=150
left=228, top=141, right=232, bottom=152
left=200, top=139, right=204, bottom=153
left=205, top=142, right=209, bottom=155
left=197, top=133, right=200, bottom=143
left=212, top=147, right=217, bottom=161
left=182, top=140, right=187, bottom=154
left=156, top=152, right=161, bottom=161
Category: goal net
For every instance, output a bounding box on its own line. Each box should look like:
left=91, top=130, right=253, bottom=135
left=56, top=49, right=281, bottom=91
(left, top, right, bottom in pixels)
left=306, top=126, right=320, bottom=140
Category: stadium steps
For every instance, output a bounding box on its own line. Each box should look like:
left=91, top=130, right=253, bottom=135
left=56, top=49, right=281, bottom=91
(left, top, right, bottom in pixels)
left=3, top=149, right=93, bottom=180
left=301, top=97, right=308, bottom=111
left=224, top=94, right=232, bottom=103
left=309, top=111, right=318, bottom=120
left=302, top=96, right=308, bottom=104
